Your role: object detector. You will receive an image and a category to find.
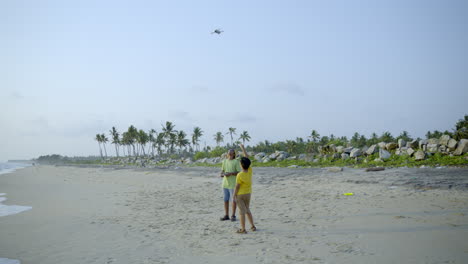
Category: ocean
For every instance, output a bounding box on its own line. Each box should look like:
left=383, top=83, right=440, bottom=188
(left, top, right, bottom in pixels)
left=0, top=162, right=31, bottom=175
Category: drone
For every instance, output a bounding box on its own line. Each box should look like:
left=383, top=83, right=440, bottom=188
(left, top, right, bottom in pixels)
left=211, top=28, right=223, bottom=34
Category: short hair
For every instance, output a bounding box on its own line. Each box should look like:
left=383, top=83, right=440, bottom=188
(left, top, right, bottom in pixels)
left=240, top=157, right=251, bottom=170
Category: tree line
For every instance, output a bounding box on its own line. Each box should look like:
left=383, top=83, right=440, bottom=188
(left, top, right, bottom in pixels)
left=95, top=115, right=467, bottom=159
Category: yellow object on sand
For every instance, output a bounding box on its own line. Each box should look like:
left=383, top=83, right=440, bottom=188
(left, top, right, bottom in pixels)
left=343, top=193, right=354, bottom=196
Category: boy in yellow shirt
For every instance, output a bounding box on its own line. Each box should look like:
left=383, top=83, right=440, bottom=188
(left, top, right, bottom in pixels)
left=233, top=144, right=256, bottom=234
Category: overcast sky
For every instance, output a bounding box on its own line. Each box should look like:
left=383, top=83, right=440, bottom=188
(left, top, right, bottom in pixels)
left=1, top=0, right=467, bottom=161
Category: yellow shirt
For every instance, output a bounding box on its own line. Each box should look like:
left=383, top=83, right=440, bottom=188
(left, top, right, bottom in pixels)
left=236, top=167, right=252, bottom=195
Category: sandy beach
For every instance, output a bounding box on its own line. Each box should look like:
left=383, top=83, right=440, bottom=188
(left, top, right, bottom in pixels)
left=0, top=165, right=467, bottom=264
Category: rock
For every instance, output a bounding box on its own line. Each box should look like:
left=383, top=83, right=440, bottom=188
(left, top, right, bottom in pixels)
left=419, top=139, right=428, bottom=149
left=327, top=167, right=343, bottom=172
left=262, top=157, right=271, bottom=163
left=350, top=148, right=362, bottom=158
left=428, top=138, right=439, bottom=145
left=276, top=151, right=290, bottom=161
left=343, top=147, right=353, bottom=154
left=453, top=139, right=468, bottom=156
left=366, top=167, right=385, bottom=172
left=407, top=148, right=415, bottom=156
left=366, top=144, right=378, bottom=155
left=407, top=140, right=419, bottom=149
left=362, top=146, right=369, bottom=153
left=427, top=143, right=439, bottom=153
left=332, top=153, right=341, bottom=159
left=438, top=145, right=447, bottom=153
left=336, top=146, right=344, bottom=153
left=287, top=156, right=297, bottom=160
left=288, top=165, right=299, bottom=168
left=448, top=139, right=458, bottom=151
left=298, top=154, right=307, bottom=160
left=341, top=153, right=350, bottom=160
left=312, top=159, right=319, bottom=163
left=398, top=139, right=406, bottom=149
left=374, top=158, right=383, bottom=162
left=414, top=150, right=425, bottom=161
left=254, top=152, right=266, bottom=162
left=386, top=143, right=398, bottom=151
left=378, top=142, right=387, bottom=150
left=439, top=135, right=451, bottom=146
left=268, top=153, right=278, bottom=160
left=379, top=149, right=391, bottom=160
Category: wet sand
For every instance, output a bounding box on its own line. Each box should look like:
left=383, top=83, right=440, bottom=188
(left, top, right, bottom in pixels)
left=0, top=165, right=467, bottom=264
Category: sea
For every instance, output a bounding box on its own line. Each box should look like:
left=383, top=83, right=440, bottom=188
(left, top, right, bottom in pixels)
left=0, top=162, right=31, bottom=175
left=0, top=163, right=33, bottom=264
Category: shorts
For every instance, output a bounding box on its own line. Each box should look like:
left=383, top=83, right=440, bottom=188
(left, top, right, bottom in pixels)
left=223, top=188, right=234, bottom=202
left=236, top=193, right=251, bottom=215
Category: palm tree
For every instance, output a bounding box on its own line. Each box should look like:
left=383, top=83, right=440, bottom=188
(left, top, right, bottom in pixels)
left=380, top=131, right=394, bottom=142
left=162, top=121, right=177, bottom=153
left=101, top=133, right=108, bottom=158
left=239, top=131, right=251, bottom=145
left=176, top=130, right=189, bottom=154
left=168, top=133, right=177, bottom=154
left=95, top=134, right=103, bottom=159
left=214, top=132, right=224, bottom=146
left=155, top=133, right=165, bottom=155
left=397, top=131, right=412, bottom=142
left=309, top=130, right=320, bottom=143
left=192, top=127, right=203, bottom=151
left=286, top=140, right=297, bottom=154
left=137, top=129, right=149, bottom=156
left=127, top=125, right=138, bottom=156
left=226, top=127, right=237, bottom=146
left=110, top=127, right=120, bottom=157
left=148, top=129, right=156, bottom=157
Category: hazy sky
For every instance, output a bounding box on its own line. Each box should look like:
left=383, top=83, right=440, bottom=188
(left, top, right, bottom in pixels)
left=1, top=0, right=467, bottom=161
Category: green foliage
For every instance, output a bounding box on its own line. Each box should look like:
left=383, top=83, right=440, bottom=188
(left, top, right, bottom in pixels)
left=194, top=151, right=210, bottom=160
left=209, top=146, right=227, bottom=158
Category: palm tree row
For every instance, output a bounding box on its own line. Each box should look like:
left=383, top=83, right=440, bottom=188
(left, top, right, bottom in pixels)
left=96, top=121, right=252, bottom=159
left=95, top=115, right=467, bottom=158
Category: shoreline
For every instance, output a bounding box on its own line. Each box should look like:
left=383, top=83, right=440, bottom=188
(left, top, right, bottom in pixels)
left=0, top=165, right=467, bottom=264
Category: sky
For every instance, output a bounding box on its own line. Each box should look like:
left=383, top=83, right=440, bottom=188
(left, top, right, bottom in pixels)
left=1, top=0, right=467, bottom=161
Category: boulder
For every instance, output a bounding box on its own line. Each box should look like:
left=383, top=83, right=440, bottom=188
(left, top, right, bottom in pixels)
left=341, top=153, right=350, bottom=160
left=438, top=145, right=447, bottom=153
left=366, top=144, right=378, bottom=155
left=298, top=154, right=307, bottom=160
left=262, top=157, right=271, bottom=163
left=350, top=148, right=362, bottom=158
left=332, top=153, right=341, bottom=159
left=287, top=156, right=297, bottom=160
left=386, top=143, right=398, bottom=151
left=361, top=146, right=369, bottom=154
left=378, top=142, right=387, bottom=150
left=288, top=165, right=299, bottom=168
left=439, top=135, right=451, bottom=146
left=447, top=139, right=458, bottom=151
left=427, top=144, right=439, bottom=153
left=419, top=139, right=428, bottom=149
left=407, top=148, right=415, bottom=156
left=453, top=139, right=468, bottom=156
left=254, top=152, right=266, bottom=162
left=428, top=138, right=439, bottom=145
left=407, top=140, right=419, bottom=149
left=414, top=150, right=425, bottom=161
left=336, top=146, right=344, bottom=154
left=343, top=147, right=353, bottom=154
left=398, top=139, right=406, bottom=149
left=379, top=149, right=391, bottom=160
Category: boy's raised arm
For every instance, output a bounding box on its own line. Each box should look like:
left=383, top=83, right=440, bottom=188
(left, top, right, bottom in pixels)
left=240, top=144, right=248, bottom=158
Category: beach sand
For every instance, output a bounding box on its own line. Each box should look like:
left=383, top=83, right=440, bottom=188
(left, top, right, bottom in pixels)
left=0, top=165, right=467, bottom=264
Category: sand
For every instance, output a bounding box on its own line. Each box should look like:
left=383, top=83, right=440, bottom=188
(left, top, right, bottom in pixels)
left=0, top=165, right=467, bottom=264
